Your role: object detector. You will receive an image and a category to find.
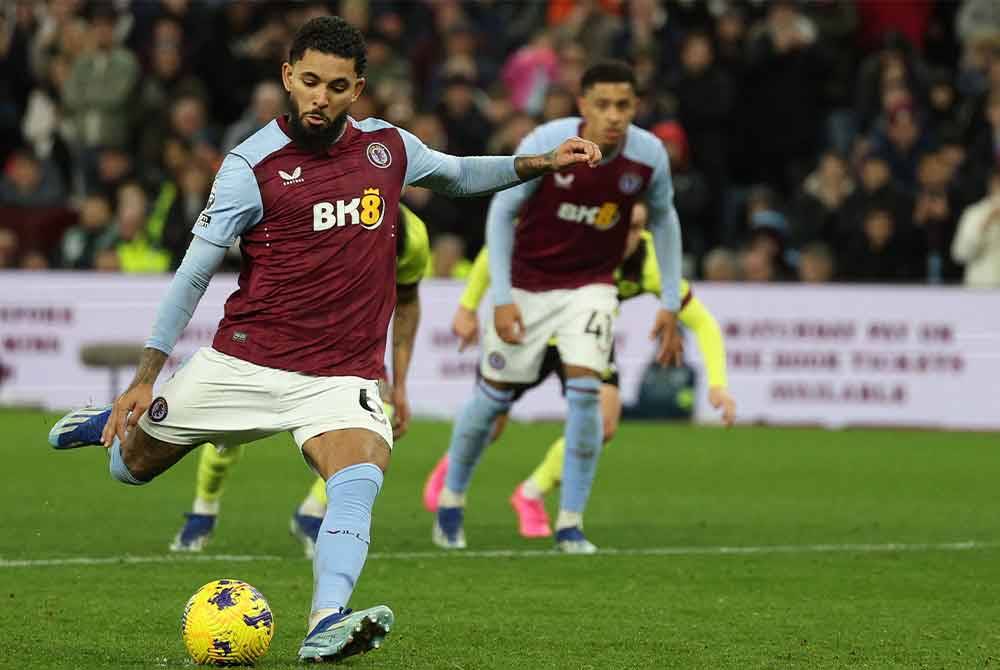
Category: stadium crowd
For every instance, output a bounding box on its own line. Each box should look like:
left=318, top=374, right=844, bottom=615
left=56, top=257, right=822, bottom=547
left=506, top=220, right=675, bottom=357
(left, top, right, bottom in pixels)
left=1, top=0, right=1000, bottom=286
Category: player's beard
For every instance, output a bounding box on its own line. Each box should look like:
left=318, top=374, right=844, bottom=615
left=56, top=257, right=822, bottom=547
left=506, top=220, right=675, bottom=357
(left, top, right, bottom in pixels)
left=287, top=99, right=348, bottom=154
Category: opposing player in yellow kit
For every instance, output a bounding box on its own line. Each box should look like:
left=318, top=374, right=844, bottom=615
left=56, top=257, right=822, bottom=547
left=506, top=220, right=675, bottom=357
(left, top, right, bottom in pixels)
left=423, top=202, right=736, bottom=538
left=170, top=204, right=430, bottom=555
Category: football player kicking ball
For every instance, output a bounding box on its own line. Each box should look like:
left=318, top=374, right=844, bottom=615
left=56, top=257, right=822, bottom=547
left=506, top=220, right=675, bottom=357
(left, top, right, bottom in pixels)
left=423, top=202, right=736, bottom=538
left=46, top=16, right=601, bottom=664
left=169, top=204, right=429, bottom=557
left=435, top=61, right=685, bottom=554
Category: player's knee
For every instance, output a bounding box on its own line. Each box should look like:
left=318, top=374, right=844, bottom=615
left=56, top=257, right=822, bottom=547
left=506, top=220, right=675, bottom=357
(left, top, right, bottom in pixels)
left=109, top=446, right=153, bottom=486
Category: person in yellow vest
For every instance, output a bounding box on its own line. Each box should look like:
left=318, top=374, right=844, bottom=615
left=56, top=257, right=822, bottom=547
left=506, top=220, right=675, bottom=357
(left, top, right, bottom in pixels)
left=423, top=202, right=735, bottom=538
left=169, top=204, right=430, bottom=555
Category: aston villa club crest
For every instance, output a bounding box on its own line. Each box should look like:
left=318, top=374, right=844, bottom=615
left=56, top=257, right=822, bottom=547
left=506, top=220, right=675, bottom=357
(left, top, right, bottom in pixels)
left=619, top=172, right=643, bottom=195
left=367, top=142, right=392, bottom=168
left=149, top=396, right=169, bottom=422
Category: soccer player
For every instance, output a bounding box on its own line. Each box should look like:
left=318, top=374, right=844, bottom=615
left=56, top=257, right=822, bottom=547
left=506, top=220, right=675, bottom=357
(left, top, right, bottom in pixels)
left=423, top=202, right=736, bottom=538
left=170, top=203, right=430, bottom=556
left=46, top=16, right=601, bottom=663
left=434, top=61, right=684, bottom=554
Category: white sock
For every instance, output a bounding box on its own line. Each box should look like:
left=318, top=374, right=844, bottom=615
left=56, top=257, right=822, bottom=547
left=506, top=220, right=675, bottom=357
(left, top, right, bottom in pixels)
left=555, top=509, right=583, bottom=531
left=438, top=487, right=466, bottom=508
left=192, top=498, right=219, bottom=515
left=298, top=495, right=325, bottom=518
left=520, top=479, right=544, bottom=500
left=308, top=607, right=339, bottom=632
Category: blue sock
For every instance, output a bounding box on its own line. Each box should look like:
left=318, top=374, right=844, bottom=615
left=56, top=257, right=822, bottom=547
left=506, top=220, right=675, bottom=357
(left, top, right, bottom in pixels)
left=560, top=377, right=603, bottom=515
left=443, top=380, right=513, bottom=497
left=109, top=439, right=146, bottom=485
left=312, top=463, right=383, bottom=614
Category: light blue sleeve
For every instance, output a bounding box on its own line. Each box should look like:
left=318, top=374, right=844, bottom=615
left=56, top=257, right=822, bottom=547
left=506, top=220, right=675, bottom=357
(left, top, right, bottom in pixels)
left=191, top=153, right=264, bottom=247
left=646, top=149, right=683, bottom=312
left=145, top=237, right=228, bottom=355
left=485, top=128, right=551, bottom=305
left=396, top=127, right=521, bottom=197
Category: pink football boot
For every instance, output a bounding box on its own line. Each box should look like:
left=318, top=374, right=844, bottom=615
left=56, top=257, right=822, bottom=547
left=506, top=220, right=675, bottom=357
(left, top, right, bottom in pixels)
left=422, top=454, right=449, bottom=512
left=509, top=484, right=552, bottom=538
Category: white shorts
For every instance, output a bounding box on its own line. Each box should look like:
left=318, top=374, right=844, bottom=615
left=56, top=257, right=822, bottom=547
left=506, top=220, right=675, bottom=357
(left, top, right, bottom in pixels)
left=138, top=347, right=393, bottom=450
left=480, top=284, right=617, bottom=383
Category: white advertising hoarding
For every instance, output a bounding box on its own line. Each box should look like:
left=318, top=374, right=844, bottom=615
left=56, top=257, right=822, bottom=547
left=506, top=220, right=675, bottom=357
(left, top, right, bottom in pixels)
left=1, top=273, right=998, bottom=430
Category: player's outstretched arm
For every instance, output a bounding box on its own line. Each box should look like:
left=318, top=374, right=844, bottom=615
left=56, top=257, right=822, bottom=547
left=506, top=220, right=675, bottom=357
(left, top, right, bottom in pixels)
left=398, top=124, right=601, bottom=198
left=102, top=237, right=228, bottom=447
left=678, top=295, right=735, bottom=427
left=646, top=142, right=685, bottom=366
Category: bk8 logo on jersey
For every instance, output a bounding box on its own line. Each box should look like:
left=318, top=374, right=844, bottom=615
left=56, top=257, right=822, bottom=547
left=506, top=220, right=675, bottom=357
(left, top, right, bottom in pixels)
left=556, top=202, right=620, bottom=230
left=313, top=187, right=385, bottom=231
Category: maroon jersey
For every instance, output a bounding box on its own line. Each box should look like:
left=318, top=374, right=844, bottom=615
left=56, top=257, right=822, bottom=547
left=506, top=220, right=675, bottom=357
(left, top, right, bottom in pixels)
left=499, top=118, right=671, bottom=292
left=195, top=116, right=409, bottom=378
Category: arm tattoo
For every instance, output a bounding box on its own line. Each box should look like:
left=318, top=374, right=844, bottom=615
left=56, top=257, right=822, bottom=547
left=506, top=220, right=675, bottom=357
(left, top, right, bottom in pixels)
left=130, top=347, right=168, bottom=388
left=513, top=150, right=556, bottom=181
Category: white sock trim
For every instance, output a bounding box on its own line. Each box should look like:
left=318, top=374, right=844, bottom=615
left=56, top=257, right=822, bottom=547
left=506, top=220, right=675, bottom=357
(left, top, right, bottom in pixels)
left=438, top=487, right=466, bottom=508
left=192, top=498, right=219, bottom=515
left=520, top=479, right=544, bottom=500
left=555, top=510, right=583, bottom=531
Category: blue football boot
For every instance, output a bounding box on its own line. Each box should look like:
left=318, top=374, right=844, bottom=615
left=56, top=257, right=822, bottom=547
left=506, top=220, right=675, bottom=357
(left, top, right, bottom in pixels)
left=290, top=511, right=323, bottom=558
left=47, top=405, right=112, bottom=449
left=555, top=526, right=598, bottom=554
left=169, top=513, right=216, bottom=552
left=298, top=606, right=394, bottom=662
left=432, top=506, right=467, bottom=549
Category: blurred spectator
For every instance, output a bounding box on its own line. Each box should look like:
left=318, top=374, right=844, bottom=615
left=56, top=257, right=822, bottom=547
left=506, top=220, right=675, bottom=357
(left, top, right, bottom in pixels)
left=221, top=81, right=284, bottom=154
left=673, top=30, right=734, bottom=216
left=402, top=114, right=462, bottom=241
left=93, top=247, right=120, bottom=272
left=0, top=148, right=66, bottom=207
left=436, top=74, right=493, bottom=157
left=927, top=67, right=962, bottom=132
left=500, top=30, right=559, bottom=115
left=840, top=206, right=922, bottom=282
left=0, top=228, right=20, bottom=269
left=20, top=250, right=51, bottom=271
left=487, top=112, right=537, bottom=155
left=431, top=233, right=470, bottom=278
left=798, top=242, right=836, bottom=283
left=869, top=101, right=934, bottom=192
left=61, top=4, right=139, bottom=150
left=745, top=209, right=795, bottom=281
left=913, top=152, right=961, bottom=281
left=740, top=244, right=777, bottom=282
left=790, top=151, right=854, bottom=249
left=651, top=120, right=711, bottom=259
left=541, top=87, right=575, bottom=122
left=702, top=247, right=739, bottom=281
left=966, top=90, right=1000, bottom=191
left=854, top=32, right=930, bottom=134
left=59, top=192, right=115, bottom=269
left=156, top=164, right=212, bottom=269
left=20, top=53, right=75, bottom=190
left=547, top=0, right=622, bottom=60
left=108, top=182, right=169, bottom=273
left=951, top=168, right=1000, bottom=286
left=842, top=151, right=913, bottom=232
left=364, top=31, right=412, bottom=111
left=743, top=2, right=829, bottom=195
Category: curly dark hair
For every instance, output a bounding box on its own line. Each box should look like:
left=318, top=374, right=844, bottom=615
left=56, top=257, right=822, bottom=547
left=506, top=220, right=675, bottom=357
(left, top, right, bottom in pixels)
left=289, top=16, right=367, bottom=77
left=580, top=60, right=636, bottom=93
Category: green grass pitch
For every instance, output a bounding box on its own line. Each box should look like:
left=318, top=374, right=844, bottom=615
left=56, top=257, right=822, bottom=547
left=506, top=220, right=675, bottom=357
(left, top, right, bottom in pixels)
left=2, top=408, right=999, bottom=669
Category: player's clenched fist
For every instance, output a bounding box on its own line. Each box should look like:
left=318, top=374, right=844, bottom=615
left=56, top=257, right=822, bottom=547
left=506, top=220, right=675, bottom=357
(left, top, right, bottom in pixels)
left=649, top=308, right=683, bottom=367
left=551, top=137, right=602, bottom=169
left=494, top=303, right=525, bottom=344
left=452, top=306, right=480, bottom=352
